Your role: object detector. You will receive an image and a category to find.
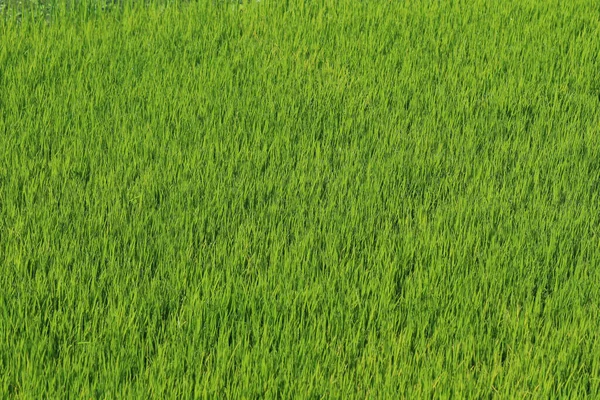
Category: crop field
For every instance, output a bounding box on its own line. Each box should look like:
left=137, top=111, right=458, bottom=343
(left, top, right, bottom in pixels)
left=1, top=0, right=600, bottom=397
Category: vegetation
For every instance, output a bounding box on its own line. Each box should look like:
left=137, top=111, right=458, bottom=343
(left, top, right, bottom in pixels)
left=1, top=0, right=600, bottom=397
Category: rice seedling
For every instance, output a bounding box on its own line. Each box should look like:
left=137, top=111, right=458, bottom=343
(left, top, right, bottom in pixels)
left=1, top=0, right=600, bottom=397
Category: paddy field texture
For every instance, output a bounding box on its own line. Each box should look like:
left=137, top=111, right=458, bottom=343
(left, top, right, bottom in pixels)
left=1, top=0, right=600, bottom=397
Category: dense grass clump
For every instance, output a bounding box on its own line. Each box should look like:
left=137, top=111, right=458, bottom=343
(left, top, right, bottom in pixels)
left=1, top=0, right=600, bottom=397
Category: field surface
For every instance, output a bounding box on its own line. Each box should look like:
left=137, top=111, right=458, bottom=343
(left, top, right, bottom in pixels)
left=1, top=0, right=600, bottom=397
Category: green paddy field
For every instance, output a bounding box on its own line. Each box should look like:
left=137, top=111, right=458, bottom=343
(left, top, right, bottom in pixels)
left=1, top=0, right=600, bottom=397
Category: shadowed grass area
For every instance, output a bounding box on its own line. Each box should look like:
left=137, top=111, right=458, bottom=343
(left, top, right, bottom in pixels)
left=1, top=0, right=600, bottom=397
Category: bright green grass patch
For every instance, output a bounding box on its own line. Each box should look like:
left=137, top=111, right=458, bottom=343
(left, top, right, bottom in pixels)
left=1, top=0, right=600, bottom=397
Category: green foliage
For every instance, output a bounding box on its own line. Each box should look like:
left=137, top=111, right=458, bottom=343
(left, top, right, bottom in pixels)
left=1, top=0, right=600, bottom=397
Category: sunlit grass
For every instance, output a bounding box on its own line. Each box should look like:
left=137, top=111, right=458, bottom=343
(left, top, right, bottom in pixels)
left=1, top=0, right=600, bottom=397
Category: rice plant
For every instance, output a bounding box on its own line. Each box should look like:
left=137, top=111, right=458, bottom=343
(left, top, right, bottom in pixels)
left=1, top=0, right=600, bottom=397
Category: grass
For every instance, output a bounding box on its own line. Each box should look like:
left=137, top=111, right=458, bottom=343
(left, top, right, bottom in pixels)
left=1, top=0, right=600, bottom=397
